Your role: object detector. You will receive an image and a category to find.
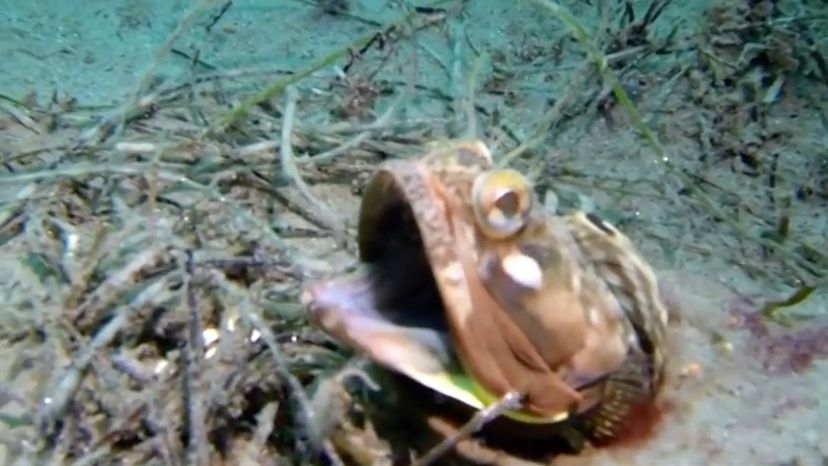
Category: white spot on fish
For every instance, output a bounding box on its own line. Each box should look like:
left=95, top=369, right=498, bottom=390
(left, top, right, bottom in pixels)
left=501, top=252, right=543, bottom=290
left=442, top=261, right=464, bottom=283
left=588, top=306, right=602, bottom=327
left=571, top=271, right=582, bottom=294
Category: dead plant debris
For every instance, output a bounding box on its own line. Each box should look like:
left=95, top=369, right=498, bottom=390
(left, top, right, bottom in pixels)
left=0, top=0, right=826, bottom=465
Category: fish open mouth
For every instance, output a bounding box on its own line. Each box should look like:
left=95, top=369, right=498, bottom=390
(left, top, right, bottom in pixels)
left=302, top=170, right=483, bottom=404
left=301, top=177, right=594, bottom=448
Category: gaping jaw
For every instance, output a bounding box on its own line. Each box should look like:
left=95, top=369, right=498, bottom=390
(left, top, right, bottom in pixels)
left=303, top=141, right=671, bottom=450
left=301, top=166, right=488, bottom=409
left=304, top=154, right=583, bottom=422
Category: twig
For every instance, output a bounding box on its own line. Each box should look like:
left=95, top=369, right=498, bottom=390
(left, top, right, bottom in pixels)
left=195, top=255, right=304, bottom=280
left=305, top=86, right=409, bottom=165
left=529, top=0, right=827, bottom=284
left=240, top=402, right=280, bottom=466
left=309, top=358, right=379, bottom=442
left=210, top=36, right=374, bottom=134
left=171, top=48, right=216, bottom=71
left=35, top=271, right=175, bottom=448
left=0, top=162, right=308, bottom=271
left=497, top=61, right=586, bottom=167
left=411, top=391, right=524, bottom=466
left=69, top=243, right=168, bottom=329
left=145, top=66, right=296, bottom=107
left=61, top=223, right=111, bottom=310
left=0, top=384, right=28, bottom=408
left=206, top=269, right=346, bottom=466
left=131, top=0, right=220, bottom=106
left=209, top=6, right=433, bottom=134
left=528, top=0, right=665, bottom=151
left=287, top=0, right=384, bottom=27
left=0, top=99, right=41, bottom=134
left=279, top=86, right=345, bottom=238
left=180, top=251, right=209, bottom=466
left=304, top=16, right=422, bottom=163
left=205, top=0, right=233, bottom=33
left=68, top=445, right=112, bottom=466
left=76, top=0, right=220, bottom=148
left=147, top=393, right=183, bottom=466
left=462, top=53, right=486, bottom=140
left=450, top=20, right=466, bottom=134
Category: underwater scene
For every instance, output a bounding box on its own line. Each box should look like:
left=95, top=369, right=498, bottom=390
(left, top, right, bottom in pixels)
left=0, top=0, right=826, bottom=464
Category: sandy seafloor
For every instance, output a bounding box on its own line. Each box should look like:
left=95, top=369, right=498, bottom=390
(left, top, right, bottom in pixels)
left=0, top=0, right=826, bottom=465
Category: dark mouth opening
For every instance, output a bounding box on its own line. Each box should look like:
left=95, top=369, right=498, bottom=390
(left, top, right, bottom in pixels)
left=351, top=187, right=599, bottom=455
left=357, top=183, right=449, bottom=333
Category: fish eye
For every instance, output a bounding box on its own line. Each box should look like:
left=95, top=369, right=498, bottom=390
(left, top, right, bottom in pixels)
left=471, top=169, right=533, bottom=239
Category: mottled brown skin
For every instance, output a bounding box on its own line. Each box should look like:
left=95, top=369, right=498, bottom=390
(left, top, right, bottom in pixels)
left=302, top=139, right=669, bottom=443
left=364, top=143, right=589, bottom=418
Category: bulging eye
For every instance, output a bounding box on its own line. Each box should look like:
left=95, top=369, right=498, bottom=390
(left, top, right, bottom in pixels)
left=471, top=169, right=533, bottom=239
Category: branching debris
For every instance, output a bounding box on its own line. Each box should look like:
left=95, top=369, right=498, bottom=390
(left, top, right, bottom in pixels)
left=0, top=0, right=826, bottom=464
